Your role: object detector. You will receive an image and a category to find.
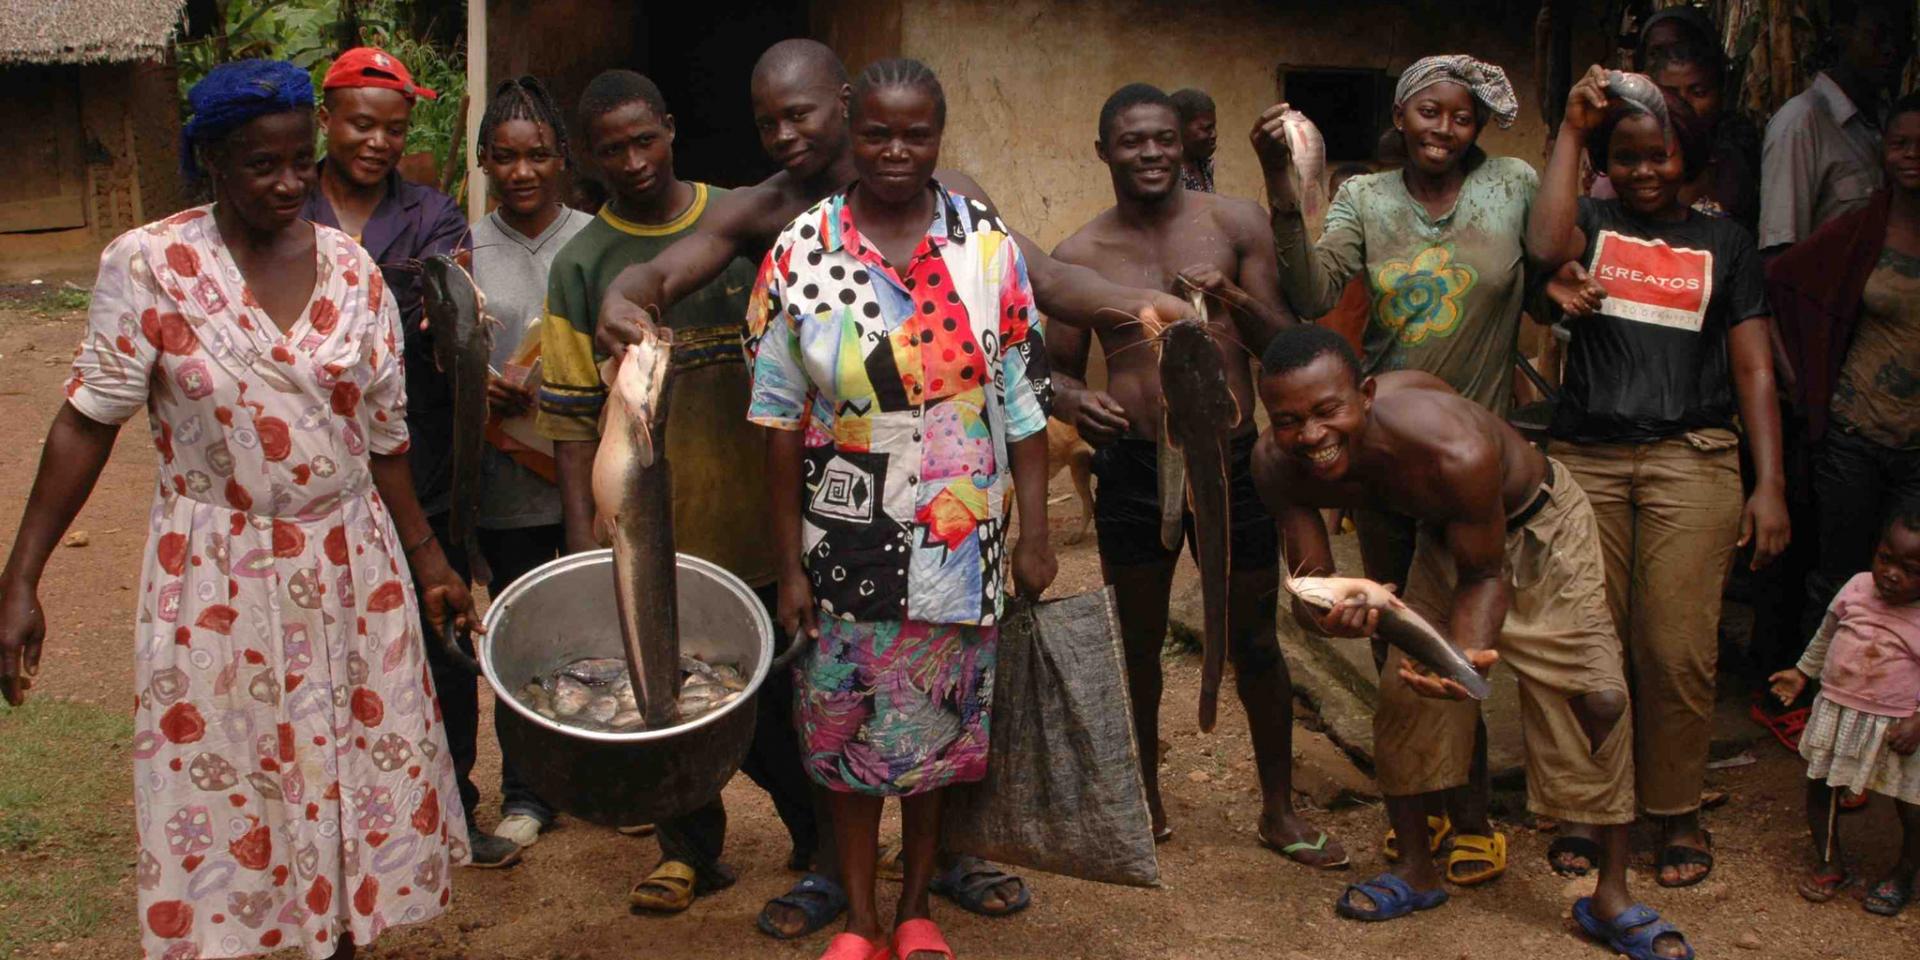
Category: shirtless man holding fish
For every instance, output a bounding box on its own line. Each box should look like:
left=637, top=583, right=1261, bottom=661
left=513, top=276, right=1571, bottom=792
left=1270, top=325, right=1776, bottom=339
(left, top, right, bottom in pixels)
left=1047, top=83, right=1346, bottom=868
left=1252, top=325, right=1693, bottom=958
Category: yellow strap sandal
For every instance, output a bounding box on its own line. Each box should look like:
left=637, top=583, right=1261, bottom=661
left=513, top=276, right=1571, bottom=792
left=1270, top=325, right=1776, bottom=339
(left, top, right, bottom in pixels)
left=1382, top=814, right=1453, bottom=863
left=1445, top=832, right=1508, bottom=886
left=629, top=860, right=699, bottom=913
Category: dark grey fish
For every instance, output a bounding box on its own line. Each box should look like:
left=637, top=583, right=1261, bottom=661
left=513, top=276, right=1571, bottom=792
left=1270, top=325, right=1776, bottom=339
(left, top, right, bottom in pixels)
left=1158, top=312, right=1242, bottom=733
left=419, top=255, right=494, bottom=674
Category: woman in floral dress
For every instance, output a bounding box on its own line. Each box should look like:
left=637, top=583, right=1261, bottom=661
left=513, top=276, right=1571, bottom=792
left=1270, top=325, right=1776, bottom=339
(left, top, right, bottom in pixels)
left=0, top=61, right=475, bottom=960
left=747, top=59, right=1055, bottom=960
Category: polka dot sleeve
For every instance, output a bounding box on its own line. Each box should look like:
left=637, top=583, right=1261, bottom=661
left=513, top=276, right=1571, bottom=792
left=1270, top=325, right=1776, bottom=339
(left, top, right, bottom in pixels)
left=746, top=242, right=810, bottom=431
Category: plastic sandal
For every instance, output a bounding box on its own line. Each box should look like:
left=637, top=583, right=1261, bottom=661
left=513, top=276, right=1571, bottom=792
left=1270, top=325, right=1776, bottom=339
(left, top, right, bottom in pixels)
left=756, top=873, right=849, bottom=940
left=1572, top=898, right=1694, bottom=960
left=1444, top=832, right=1507, bottom=886
left=1546, top=835, right=1600, bottom=878
left=1382, top=814, right=1452, bottom=863
left=1334, top=872, right=1450, bottom=922
left=1866, top=877, right=1913, bottom=917
left=931, top=856, right=1031, bottom=917
left=629, top=861, right=698, bottom=913
left=1656, top=830, right=1714, bottom=888
left=1750, top=701, right=1808, bottom=752
left=819, top=931, right=891, bottom=960
left=1260, top=828, right=1350, bottom=869
left=891, top=918, right=955, bottom=960
left=1798, top=864, right=1853, bottom=902
left=1839, top=787, right=1869, bottom=812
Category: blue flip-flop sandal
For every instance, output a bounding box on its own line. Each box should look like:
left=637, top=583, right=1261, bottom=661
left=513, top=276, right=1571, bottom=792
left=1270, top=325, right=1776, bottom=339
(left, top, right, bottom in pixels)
left=1333, top=872, right=1450, bottom=921
left=755, top=872, right=848, bottom=940
left=1572, top=898, right=1695, bottom=960
left=931, top=855, right=1032, bottom=917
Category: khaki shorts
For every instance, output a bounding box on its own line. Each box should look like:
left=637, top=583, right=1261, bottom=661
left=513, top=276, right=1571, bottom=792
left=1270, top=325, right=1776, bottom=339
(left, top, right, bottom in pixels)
left=1372, top=459, right=1636, bottom=825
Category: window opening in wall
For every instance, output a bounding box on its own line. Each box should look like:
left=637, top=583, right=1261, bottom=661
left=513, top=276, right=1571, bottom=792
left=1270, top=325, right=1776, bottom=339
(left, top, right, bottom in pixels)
left=1275, top=66, right=1392, bottom=164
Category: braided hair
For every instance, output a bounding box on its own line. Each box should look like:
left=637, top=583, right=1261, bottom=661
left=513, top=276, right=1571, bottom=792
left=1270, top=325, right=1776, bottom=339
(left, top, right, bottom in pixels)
left=851, top=58, right=945, bottom=127
left=477, top=75, right=570, bottom=167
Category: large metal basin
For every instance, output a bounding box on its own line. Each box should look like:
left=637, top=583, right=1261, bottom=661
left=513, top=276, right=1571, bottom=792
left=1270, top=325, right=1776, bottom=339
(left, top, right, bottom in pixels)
left=478, top=550, right=772, bottom=826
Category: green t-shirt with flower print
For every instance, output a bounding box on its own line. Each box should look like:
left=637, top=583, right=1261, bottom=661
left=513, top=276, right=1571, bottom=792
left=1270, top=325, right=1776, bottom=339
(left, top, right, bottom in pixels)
left=1274, top=154, right=1538, bottom=415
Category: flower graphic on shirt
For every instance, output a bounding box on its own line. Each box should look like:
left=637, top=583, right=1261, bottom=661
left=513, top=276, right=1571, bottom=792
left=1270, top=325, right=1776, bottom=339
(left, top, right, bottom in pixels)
left=1371, top=244, right=1478, bottom=345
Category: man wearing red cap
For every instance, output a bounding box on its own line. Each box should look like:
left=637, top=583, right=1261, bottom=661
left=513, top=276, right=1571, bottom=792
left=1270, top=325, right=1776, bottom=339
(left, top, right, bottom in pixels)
left=304, top=47, right=521, bottom=870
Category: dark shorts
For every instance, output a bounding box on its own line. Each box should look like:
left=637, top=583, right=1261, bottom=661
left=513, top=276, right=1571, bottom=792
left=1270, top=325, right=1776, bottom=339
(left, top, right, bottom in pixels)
left=1091, top=432, right=1280, bottom=570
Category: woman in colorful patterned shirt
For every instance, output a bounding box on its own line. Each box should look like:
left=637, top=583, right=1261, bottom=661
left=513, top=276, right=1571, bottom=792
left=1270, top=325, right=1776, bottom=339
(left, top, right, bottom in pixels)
left=0, top=61, right=477, bottom=959
left=747, top=59, right=1055, bottom=960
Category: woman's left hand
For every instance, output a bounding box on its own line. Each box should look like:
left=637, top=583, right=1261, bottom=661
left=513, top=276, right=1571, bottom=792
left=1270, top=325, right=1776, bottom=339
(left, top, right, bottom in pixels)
left=1890, top=714, right=1920, bottom=756
left=412, top=549, right=484, bottom=637
left=1739, top=487, right=1791, bottom=571
left=1011, top=536, right=1057, bottom=599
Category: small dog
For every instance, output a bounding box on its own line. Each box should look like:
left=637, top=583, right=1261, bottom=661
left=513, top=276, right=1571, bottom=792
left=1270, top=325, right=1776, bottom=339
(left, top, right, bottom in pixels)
left=1046, top=417, right=1096, bottom=544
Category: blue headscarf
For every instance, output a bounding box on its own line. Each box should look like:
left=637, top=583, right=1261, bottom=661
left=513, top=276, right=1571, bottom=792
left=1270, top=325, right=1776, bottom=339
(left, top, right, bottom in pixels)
left=181, top=59, right=315, bottom=180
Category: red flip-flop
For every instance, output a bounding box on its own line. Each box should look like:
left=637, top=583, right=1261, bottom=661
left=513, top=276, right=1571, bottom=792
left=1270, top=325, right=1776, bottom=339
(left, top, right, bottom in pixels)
left=819, top=932, right=891, bottom=960
left=1750, top=702, right=1808, bottom=752
left=892, top=918, right=955, bottom=960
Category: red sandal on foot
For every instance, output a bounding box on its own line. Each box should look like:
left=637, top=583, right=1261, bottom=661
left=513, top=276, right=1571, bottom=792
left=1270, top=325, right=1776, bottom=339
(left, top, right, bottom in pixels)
left=819, top=932, right=891, bottom=960
left=892, top=918, right=955, bottom=960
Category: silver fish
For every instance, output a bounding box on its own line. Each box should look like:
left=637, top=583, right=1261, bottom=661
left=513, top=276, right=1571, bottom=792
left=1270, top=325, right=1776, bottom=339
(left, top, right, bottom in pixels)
left=1603, top=70, right=1669, bottom=129
left=1281, top=109, right=1330, bottom=240
left=593, top=334, right=681, bottom=727
left=518, top=654, right=747, bottom=733
left=1283, top=574, right=1493, bottom=700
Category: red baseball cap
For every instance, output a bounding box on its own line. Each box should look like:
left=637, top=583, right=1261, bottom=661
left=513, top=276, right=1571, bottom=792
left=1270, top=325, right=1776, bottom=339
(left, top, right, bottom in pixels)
left=323, top=46, right=439, bottom=101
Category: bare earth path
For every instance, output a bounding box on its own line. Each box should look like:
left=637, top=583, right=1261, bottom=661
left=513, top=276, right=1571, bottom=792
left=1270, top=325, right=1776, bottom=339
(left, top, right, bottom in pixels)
left=2, top=301, right=1914, bottom=958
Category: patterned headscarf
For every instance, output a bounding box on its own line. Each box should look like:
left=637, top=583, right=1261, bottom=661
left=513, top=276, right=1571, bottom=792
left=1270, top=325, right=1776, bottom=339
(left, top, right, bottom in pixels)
left=1393, top=55, right=1520, bottom=130
left=181, top=59, right=315, bottom=180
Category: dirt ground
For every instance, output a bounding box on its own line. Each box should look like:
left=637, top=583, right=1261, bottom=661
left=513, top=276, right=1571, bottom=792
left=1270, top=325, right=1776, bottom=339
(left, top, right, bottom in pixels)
left=4, top=299, right=1918, bottom=958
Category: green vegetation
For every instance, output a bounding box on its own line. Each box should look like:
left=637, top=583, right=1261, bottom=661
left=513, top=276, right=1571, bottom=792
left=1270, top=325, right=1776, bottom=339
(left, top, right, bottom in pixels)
left=0, top=699, right=136, bottom=959
left=30, top=288, right=91, bottom=315
left=176, top=1, right=468, bottom=195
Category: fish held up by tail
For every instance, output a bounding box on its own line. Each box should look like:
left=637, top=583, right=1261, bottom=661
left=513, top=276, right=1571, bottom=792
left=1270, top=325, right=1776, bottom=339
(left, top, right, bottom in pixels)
left=593, top=331, right=682, bottom=727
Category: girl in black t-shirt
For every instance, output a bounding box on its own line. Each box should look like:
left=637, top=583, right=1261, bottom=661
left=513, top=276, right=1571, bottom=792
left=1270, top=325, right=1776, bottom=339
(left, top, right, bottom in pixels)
left=1525, top=66, right=1791, bottom=919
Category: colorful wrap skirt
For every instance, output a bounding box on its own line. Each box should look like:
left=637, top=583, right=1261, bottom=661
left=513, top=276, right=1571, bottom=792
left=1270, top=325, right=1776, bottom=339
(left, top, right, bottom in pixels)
left=794, top=618, right=996, bottom=797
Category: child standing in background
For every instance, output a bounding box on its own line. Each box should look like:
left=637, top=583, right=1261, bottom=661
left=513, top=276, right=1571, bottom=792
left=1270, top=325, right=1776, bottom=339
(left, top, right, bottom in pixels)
left=1771, top=505, right=1920, bottom=916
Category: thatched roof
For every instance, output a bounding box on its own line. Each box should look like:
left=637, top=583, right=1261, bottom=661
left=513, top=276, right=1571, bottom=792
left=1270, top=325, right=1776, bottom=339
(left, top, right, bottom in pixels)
left=0, top=0, right=186, bottom=65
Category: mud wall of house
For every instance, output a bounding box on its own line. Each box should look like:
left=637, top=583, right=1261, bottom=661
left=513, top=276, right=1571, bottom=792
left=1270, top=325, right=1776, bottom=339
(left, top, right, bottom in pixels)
left=898, top=0, right=1605, bottom=249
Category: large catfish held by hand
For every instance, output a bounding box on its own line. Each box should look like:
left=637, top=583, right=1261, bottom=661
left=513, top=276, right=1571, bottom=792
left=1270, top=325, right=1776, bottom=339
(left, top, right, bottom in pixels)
left=1159, top=309, right=1241, bottom=732
left=593, top=333, right=681, bottom=727
left=420, top=254, right=494, bottom=674
left=1283, top=574, right=1493, bottom=700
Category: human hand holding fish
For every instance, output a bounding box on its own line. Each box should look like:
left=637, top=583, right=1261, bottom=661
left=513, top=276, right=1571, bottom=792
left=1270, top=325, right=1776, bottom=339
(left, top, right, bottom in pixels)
left=1561, top=65, right=1612, bottom=136
left=1177, top=264, right=1246, bottom=313
left=1284, top=573, right=1495, bottom=700
left=1397, top=648, right=1500, bottom=701
left=1251, top=102, right=1298, bottom=205
left=409, top=546, right=486, bottom=641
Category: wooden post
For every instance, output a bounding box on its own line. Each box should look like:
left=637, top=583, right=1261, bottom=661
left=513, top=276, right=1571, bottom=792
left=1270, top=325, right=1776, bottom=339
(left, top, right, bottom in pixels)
left=465, top=0, right=489, bottom=223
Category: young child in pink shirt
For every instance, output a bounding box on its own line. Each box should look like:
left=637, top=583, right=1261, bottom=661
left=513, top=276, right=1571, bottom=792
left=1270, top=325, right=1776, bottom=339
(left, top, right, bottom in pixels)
left=1772, top=507, right=1920, bottom=917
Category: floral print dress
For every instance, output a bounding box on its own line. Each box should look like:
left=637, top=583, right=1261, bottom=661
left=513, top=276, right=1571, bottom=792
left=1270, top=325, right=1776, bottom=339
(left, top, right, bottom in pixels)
left=747, top=184, right=1049, bottom=796
left=65, top=207, right=468, bottom=960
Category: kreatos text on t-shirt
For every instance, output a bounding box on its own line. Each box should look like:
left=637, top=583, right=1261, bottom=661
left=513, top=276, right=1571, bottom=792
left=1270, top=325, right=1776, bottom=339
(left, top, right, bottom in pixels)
left=1588, top=231, right=1714, bottom=331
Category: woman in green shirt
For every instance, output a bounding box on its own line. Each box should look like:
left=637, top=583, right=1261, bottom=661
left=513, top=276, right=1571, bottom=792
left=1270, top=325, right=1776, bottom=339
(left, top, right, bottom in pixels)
left=1252, top=53, right=1536, bottom=888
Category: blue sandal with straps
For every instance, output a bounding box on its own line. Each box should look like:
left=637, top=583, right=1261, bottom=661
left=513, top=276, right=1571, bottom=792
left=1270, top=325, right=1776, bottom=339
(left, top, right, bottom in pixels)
left=1573, top=898, right=1695, bottom=960
left=755, top=873, right=848, bottom=940
left=1333, top=872, right=1450, bottom=921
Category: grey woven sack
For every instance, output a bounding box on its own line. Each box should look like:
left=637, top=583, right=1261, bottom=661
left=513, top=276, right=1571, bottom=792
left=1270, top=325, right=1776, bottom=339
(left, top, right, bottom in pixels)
left=942, top=588, right=1160, bottom=887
